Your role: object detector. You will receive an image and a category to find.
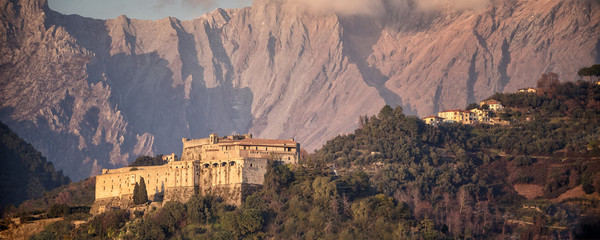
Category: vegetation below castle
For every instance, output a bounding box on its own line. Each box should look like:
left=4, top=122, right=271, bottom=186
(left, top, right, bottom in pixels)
left=14, top=78, right=600, bottom=239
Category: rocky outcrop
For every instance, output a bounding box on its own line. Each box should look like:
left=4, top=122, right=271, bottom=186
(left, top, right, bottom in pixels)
left=1, top=0, right=599, bottom=180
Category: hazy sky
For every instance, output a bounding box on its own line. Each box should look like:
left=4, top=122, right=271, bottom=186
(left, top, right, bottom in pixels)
left=48, top=0, right=252, bottom=20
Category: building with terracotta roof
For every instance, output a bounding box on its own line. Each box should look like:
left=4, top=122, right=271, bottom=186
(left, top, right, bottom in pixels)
left=92, top=133, right=299, bottom=214
left=438, top=109, right=476, bottom=124
left=480, top=99, right=504, bottom=112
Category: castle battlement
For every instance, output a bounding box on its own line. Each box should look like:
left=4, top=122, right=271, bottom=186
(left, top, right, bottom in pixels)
left=91, top=134, right=300, bottom=214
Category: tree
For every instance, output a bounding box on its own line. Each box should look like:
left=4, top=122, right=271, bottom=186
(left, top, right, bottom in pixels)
left=466, top=103, right=479, bottom=110
left=133, top=177, right=148, bottom=205
left=578, top=64, right=600, bottom=81
left=129, top=155, right=165, bottom=167
left=536, top=72, right=560, bottom=96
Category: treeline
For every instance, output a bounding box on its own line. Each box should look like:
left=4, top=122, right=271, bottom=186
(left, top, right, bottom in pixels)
left=31, top=163, right=443, bottom=239
left=472, top=78, right=600, bottom=156
left=489, top=76, right=600, bottom=120
left=0, top=121, right=70, bottom=216
left=129, top=155, right=166, bottom=167
left=311, top=78, right=600, bottom=238
left=27, top=76, right=600, bottom=239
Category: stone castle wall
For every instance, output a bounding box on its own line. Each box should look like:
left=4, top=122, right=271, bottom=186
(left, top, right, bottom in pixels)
left=93, top=157, right=269, bottom=212
left=93, top=134, right=297, bottom=214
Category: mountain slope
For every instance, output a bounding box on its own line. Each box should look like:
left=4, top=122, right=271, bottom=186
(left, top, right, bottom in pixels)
left=0, top=121, right=70, bottom=209
left=1, top=0, right=599, bottom=180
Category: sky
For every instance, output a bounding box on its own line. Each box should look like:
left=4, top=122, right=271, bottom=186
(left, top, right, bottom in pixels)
left=48, top=0, right=252, bottom=20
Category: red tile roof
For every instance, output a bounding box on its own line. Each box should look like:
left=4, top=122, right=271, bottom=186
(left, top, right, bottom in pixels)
left=439, top=109, right=472, bottom=113
left=218, top=138, right=297, bottom=146
left=481, top=99, right=500, bottom=105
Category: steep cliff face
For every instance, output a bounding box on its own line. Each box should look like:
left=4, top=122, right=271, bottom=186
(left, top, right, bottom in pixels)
left=1, top=0, right=598, bottom=180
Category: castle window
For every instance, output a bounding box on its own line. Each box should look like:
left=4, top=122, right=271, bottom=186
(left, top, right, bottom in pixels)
left=204, top=164, right=209, bottom=168
left=221, top=162, right=227, bottom=167
left=213, top=163, right=219, bottom=167
left=250, top=163, right=253, bottom=168
left=230, top=161, right=235, bottom=166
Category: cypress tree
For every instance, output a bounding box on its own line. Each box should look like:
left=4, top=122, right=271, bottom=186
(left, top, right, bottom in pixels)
left=133, top=182, right=141, bottom=204
left=139, top=177, right=148, bottom=204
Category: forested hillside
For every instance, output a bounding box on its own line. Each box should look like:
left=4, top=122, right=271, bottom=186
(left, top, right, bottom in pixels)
left=24, top=78, right=600, bottom=239
left=0, top=122, right=70, bottom=215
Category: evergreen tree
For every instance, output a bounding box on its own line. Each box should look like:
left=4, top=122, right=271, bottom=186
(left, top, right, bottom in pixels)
left=133, top=177, right=148, bottom=205
left=133, top=182, right=141, bottom=204
left=139, top=177, right=148, bottom=204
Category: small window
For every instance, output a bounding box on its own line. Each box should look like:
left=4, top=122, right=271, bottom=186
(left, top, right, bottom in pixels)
left=230, top=161, right=235, bottom=166
left=221, top=162, right=227, bottom=167
left=250, top=163, right=253, bottom=167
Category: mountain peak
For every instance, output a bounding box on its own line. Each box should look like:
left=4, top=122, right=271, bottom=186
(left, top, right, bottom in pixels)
left=1, top=0, right=599, bottom=180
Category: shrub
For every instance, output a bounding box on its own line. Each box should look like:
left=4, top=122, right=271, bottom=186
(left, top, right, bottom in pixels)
left=47, top=203, right=70, bottom=218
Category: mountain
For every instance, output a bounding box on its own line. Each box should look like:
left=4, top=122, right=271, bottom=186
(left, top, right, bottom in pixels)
left=1, top=0, right=599, bottom=180
left=0, top=121, right=70, bottom=210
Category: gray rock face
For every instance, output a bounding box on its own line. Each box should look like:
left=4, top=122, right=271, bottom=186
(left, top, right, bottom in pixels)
left=1, top=0, right=599, bottom=180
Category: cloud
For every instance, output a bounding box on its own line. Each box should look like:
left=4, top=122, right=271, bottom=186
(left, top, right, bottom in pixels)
left=414, top=0, right=491, bottom=12
left=154, top=0, right=215, bottom=11
left=183, top=0, right=215, bottom=9
left=285, top=0, right=490, bottom=17
left=288, top=0, right=386, bottom=16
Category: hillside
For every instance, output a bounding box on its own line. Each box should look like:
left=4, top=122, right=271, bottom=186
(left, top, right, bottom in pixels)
left=25, top=79, right=600, bottom=239
left=311, top=79, right=600, bottom=238
left=0, top=121, right=70, bottom=214
left=1, top=0, right=599, bottom=180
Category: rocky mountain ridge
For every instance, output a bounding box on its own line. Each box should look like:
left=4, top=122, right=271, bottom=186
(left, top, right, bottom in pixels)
left=1, top=0, right=598, bottom=180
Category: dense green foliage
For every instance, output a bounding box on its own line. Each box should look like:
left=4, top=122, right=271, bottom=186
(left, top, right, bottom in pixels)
left=129, top=155, right=166, bottom=167
left=0, top=121, right=70, bottom=214
left=311, top=79, right=600, bottom=238
left=29, top=78, right=600, bottom=239
left=16, top=177, right=95, bottom=214
left=577, top=64, right=600, bottom=80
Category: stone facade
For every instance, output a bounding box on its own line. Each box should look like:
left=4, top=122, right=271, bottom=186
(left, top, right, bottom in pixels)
left=438, top=109, right=477, bottom=124
left=422, top=116, right=444, bottom=126
left=92, top=134, right=300, bottom=214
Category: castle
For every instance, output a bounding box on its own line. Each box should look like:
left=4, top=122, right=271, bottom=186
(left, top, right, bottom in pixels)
left=91, top=134, right=299, bottom=214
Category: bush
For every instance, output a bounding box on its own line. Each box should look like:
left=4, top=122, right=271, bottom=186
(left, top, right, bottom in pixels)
left=86, top=209, right=129, bottom=238
left=514, top=156, right=533, bottom=167
left=222, top=208, right=265, bottom=237
left=47, top=203, right=70, bottom=218
left=30, top=220, right=74, bottom=240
